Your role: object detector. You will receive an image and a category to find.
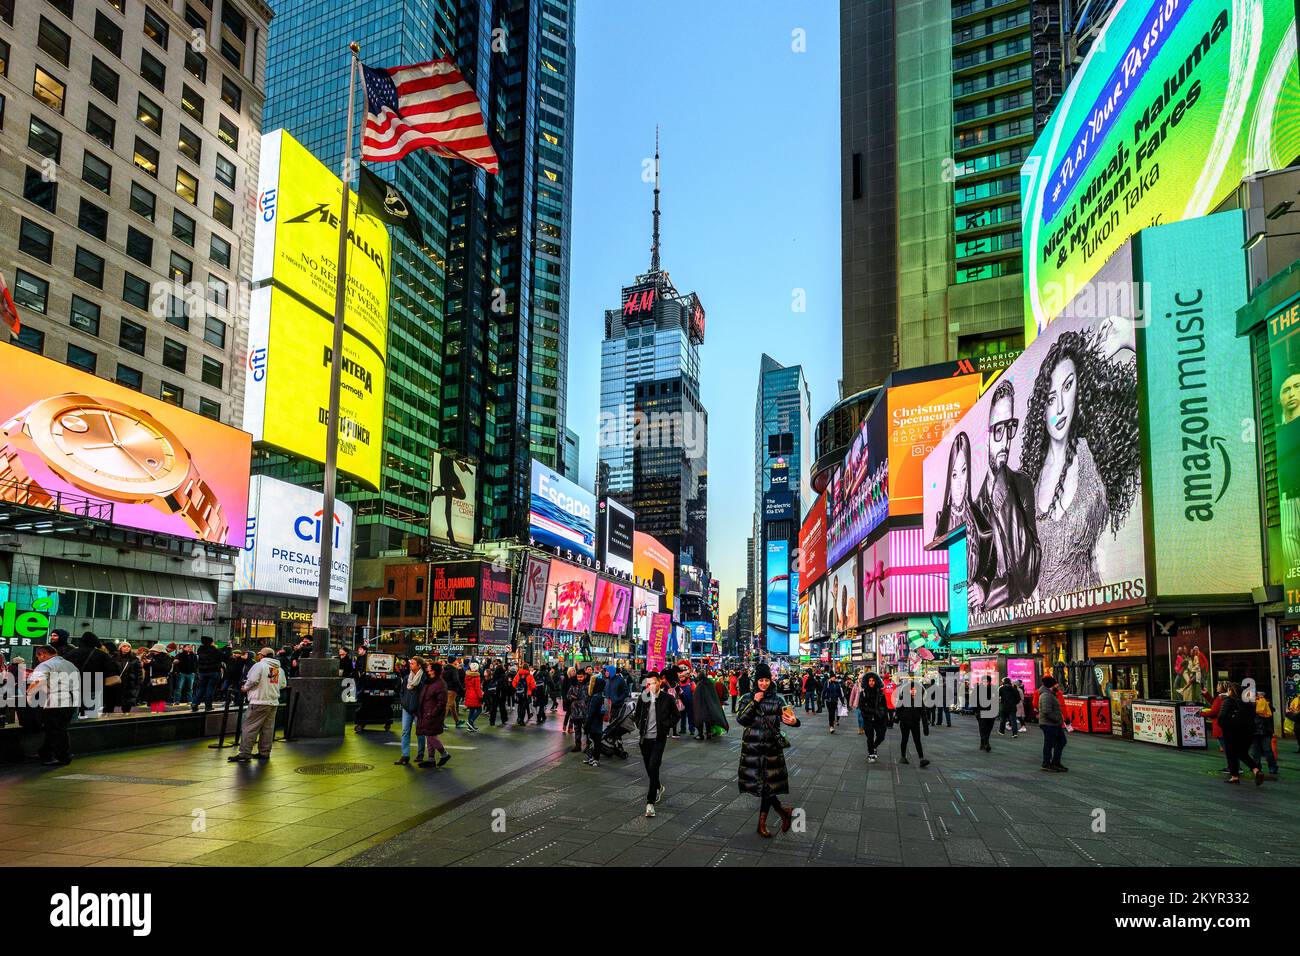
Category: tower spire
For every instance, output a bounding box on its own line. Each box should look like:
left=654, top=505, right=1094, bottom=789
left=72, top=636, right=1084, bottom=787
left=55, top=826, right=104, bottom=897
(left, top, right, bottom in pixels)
left=650, top=126, right=661, bottom=273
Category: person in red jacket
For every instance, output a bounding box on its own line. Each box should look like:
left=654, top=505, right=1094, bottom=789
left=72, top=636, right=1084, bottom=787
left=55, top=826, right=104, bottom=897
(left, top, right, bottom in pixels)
left=728, top=671, right=739, bottom=712
left=513, top=665, right=537, bottom=726
left=463, top=662, right=484, bottom=732
left=883, top=674, right=898, bottom=726
left=1202, top=682, right=1229, bottom=773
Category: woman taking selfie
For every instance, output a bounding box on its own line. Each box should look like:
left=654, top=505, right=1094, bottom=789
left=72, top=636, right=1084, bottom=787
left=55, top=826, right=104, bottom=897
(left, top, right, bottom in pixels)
left=736, top=662, right=801, bottom=837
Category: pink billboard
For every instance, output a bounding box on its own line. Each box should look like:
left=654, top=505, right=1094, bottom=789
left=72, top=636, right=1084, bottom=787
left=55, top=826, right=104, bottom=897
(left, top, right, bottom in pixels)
left=646, top=612, right=672, bottom=673
left=541, top=559, right=595, bottom=632
left=860, top=528, right=949, bottom=624
left=592, top=578, right=631, bottom=635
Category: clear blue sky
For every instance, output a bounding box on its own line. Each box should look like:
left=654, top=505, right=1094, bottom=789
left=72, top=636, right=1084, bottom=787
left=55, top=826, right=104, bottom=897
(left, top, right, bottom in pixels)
left=566, top=0, right=843, bottom=624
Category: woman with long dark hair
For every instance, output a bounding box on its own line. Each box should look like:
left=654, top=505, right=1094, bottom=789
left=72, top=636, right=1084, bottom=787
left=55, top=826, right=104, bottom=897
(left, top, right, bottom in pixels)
left=934, top=430, right=972, bottom=541
left=1019, top=328, right=1139, bottom=597
left=736, top=663, right=801, bottom=837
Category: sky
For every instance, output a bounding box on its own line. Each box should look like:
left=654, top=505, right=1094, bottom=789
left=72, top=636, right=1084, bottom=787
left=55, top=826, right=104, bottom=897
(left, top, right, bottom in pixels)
left=565, top=0, right=843, bottom=625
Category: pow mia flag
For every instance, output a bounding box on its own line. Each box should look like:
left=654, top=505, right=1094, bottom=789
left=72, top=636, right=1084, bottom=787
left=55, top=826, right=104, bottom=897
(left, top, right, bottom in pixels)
left=359, top=166, right=424, bottom=247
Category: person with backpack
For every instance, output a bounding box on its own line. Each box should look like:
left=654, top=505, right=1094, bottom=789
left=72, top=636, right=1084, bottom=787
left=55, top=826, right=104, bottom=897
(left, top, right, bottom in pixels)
left=1251, top=688, right=1279, bottom=778
left=1219, top=682, right=1265, bottom=786
left=531, top=670, right=549, bottom=724
left=513, top=664, right=537, bottom=726
left=565, top=666, right=590, bottom=753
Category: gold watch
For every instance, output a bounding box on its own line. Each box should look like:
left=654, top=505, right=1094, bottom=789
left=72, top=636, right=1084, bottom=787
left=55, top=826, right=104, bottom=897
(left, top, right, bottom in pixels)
left=1, top=393, right=227, bottom=542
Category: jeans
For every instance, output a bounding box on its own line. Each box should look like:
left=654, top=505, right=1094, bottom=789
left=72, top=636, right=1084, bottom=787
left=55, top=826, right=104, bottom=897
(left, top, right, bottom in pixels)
left=640, top=734, right=667, bottom=803
left=998, top=708, right=1018, bottom=734
left=856, top=708, right=866, bottom=731
left=1041, top=724, right=1067, bottom=766
left=400, top=708, right=417, bottom=758
left=466, top=706, right=481, bottom=729
left=804, top=691, right=816, bottom=712
left=192, top=672, right=222, bottom=711
left=1251, top=734, right=1278, bottom=773
left=446, top=690, right=461, bottom=726
left=172, top=672, right=195, bottom=704
left=939, top=707, right=952, bottom=727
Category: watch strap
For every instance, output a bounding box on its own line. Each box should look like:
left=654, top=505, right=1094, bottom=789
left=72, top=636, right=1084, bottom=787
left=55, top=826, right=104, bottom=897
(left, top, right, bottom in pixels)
left=167, top=474, right=228, bottom=543
left=0, top=443, right=55, bottom=509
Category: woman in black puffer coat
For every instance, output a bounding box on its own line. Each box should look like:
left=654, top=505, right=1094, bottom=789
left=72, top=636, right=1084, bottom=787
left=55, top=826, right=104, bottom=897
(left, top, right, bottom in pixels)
left=736, top=662, right=801, bottom=838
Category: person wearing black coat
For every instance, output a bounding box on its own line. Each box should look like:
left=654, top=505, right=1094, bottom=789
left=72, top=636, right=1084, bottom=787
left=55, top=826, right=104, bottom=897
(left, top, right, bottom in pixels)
left=192, top=636, right=225, bottom=712
left=67, top=633, right=116, bottom=716
left=488, top=665, right=511, bottom=727
left=896, top=679, right=931, bottom=767
left=111, top=643, right=143, bottom=713
left=738, top=670, right=751, bottom=698
left=633, top=671, right=679, bottom=818
left=143, top=646, right=173, bottom=713
left=824, top=674, right=845, bottom=733
left=736, top=662, right=800, bottom=838
left=1219, top=683, right=1264, bottom=785
left=997, top=677, right=1021, bottom=737
left=857, top=672, right=888, bottom=762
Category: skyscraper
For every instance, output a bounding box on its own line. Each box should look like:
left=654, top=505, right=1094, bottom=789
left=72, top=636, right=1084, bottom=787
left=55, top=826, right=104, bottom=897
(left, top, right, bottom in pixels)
left=263, top=0, right=575, bottom=553
left=840, top=0, right=1075, bottom=394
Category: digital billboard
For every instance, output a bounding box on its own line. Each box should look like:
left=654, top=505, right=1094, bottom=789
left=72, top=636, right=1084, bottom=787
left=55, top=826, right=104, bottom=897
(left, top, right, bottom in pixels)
left=1022, top=0, right=1300, bottom=341
left=428, top=561, right=480, bottom=645
left=1138, top=212, right=1262, bottom=597
left=860, top=528, right=948, bottom=624
left=631, top=586, right=661, bottom=644
left=888, top=373, right=982, bottom=516
left=826, top=553, right=859, bottom=635
left=947, top=531, right=968, bottom=636
left=236, top=476, right=353, bottom=602
left=519, top=554, right=551, bottom=625
left=679, top=564, right=706, bottom=598
left=1268, top=294, right=1300, bottom=614
left=593, top=578, right=632, bottom=635
left=826, top=397, right=888, bottom=567
left=633, top=530, right=675, bottom=609
left=430, top=452, right=476, bottom=547
left=0, top=341, right=251, bottom=546
left=599, top=497, right=636, bottom=577
left=798, top=493, right=827, bottom=595
left=764, top=539, right=790, bottom=654
left=478, top=562, right=512, bottom=646
left=923, top=288, right=1146, bottom=632
left=646, top=612, right=672, bottom=672
left=528, top=460, right=596, bottom=560
left=541, top=559, right=596, bottom=632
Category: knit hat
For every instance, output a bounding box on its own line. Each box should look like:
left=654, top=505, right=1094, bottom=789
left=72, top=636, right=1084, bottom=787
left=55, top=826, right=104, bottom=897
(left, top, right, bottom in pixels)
left=754, top=662, right=772, bottom=681
left=469, top=662, right=479, bottom=672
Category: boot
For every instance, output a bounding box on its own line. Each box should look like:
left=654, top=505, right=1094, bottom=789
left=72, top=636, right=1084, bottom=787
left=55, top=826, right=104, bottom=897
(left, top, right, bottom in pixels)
left=757, top=812, right=772, bottom=838
left=393, top=756, right=410, bottom=765
left=776, top=805, right=794, bottom=833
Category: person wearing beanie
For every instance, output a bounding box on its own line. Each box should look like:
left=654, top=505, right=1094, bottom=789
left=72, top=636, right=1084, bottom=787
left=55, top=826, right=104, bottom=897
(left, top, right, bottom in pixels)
left=1038, top=675, right=1068, bottom=771
left=736, top=662, right=800, bottom=837
left=48, top=629, right=72, bottom=658
left=144, top=643, right=173, bottom=713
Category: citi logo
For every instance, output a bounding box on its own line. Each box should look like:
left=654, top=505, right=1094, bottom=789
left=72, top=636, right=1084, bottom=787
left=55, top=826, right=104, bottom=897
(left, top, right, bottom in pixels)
left=259, top=188, right=277, bottom=223
left=247, top=347, right=267, bottom=382
left=295, top=509, right=343, bottom=546
left=50, top=886, right=151, bottom=936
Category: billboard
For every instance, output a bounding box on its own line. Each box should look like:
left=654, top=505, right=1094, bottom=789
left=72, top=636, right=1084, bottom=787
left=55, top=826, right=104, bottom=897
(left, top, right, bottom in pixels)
left=428, top=561, right=480, bottom=645
left=599, top=497, right=635, bottom=577
left=888, top=373, right=982, bottom=516
left=1139, top=212, right=1262, bottom=597
left=0, top=341, right=251, bottom=546
left=679, top=564, right=706, bottom=598
left=592, top=578, right=632, bottom=635
left=528, top=460, right=596, bottom=560
left=243, top=286, right=386, bottom=487
left=519, top=554, right=551, bottom=625
left=764, top=539, right=790, bottom=654
left=826, top=552, right=859, bottom=635
left=646, top=612, right=672, bottom=673
left=826, top=397, right=888, bottom=567
left=631, top=586, right=661, bottom=644
left=860, top=528, right=949, bottom=624
left=430, top=452, right=476, bottom=547
left=541, top=559, right=596, bottom=632
left=1022, top=0, right=1300, bottom=341
left=947, top=531, right=968, bottom=636
left=798, top=493, right=827, bottom=595
left=633, top=530, right=675, bottom=610
left=478, top=562, right=512, bottom=646
left=236, top=476, right=353, bottom=602
left=923, top=298, right=1146, bottom=633
left=1268, top=292, right=1300, bottom=614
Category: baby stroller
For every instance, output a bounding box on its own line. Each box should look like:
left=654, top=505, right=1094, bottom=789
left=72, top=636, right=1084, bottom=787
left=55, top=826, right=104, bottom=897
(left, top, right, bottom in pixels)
left=598, top=699, right=636, bottom=760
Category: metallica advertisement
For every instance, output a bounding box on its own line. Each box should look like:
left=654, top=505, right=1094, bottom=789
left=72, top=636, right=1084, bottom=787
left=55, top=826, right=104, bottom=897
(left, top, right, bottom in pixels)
left=924, top=281, right=1146, bottom=632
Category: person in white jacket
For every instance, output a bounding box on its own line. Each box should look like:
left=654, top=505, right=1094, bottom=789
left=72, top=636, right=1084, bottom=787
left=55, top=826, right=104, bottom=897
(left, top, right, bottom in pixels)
left=229, top=647, right=285, bottom=763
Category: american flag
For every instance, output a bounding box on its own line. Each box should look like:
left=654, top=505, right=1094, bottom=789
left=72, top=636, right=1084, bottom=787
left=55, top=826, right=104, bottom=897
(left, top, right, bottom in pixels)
left=361, top=59, right=499, bottom=174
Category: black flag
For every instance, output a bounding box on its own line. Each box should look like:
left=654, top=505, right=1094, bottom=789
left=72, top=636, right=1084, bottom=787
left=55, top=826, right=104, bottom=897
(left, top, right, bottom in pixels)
left=358, top=165, right=424, bottom=247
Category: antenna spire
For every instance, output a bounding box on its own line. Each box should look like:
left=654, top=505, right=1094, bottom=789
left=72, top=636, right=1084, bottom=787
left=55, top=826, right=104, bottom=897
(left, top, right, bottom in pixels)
left=650, top=126, right=661, bottom=273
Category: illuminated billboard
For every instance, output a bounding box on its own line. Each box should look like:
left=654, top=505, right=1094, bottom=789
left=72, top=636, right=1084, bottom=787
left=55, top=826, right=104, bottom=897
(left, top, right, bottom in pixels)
left=593, top=577, right=632, bottom=635
left=887, top=372, right=982, bottom=516
left=765, top=539, right=790, bottom=654
left=427, top=560, right=510, bottom=647
left=0, top=341, right=251, bottom=546
left=798, top=493, right=827, bottom=595
left=599, top=497, right=635, bottom=576
left=860, top=528, right=948, bottom=624
left=1022, top=0, right=1300, bottom=341
left=633, top=530, right=675, bottom=610
left=430, top=451, right=476, bottom=547
left=1270, top=293, right=1300, bottom=614
left=236, top=476, right=353, bottom=602
left=541, top=559, right=596, bottom=632
left=826, top=553, right=858, bottom=635
left=519, top=554, right=551, bottom=625
left=631, top=585, right=662, bottom=644
left=826, top=397, right=888, bottom=567
left=528, top=460, right=596, bottom=560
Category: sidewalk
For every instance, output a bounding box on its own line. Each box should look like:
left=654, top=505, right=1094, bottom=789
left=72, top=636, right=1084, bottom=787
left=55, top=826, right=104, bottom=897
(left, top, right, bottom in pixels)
left=0, top=712, right=571, bottom=867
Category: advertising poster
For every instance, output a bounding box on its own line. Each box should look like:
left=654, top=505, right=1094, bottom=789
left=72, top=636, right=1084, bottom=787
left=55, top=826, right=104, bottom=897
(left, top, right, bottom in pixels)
left=1022, top=0, right=1300, bottom=342
left=1110, top=688, right=1139, bottom=739
left=633, top=530, right=675, bottom=609
left=430, top=452, right=476, bottom=547
left=947, top=531, right=969, bottom=636
left=528, top=461, right=596, bottom=560
left=429, top=561, right=481, bottom=645
left=826, top=553, right=859, bottom=635
left=1267, top=293, right=1300, bottom=615
left=923, top=290, right=1146, bottom=633
left=861, top=528, right=948, bottom=624
left=1139, top=212, right=1261, bottom=596
left=592, top=578, right=632, bottom=635
left=1132, top=700, right=1178, bottom=747
left=479, top=562, right=512, bottom=646
left=236, top=476, right=353, bottom=602
left=888, top=373, right=982, bottom=516
left=0, top=341, right=251, bottom=546
left=798, top=493, right=827, bottom=595
left=600, top=497, right=635, bottom=576
left=1178, top=702, right=1208, bottom=747
left=968, top=656, right=1000, bottom=694
left=541, top=559, right=596, bottom=632
left=518, top=555, right=551, bottom=625
left=646, top=612, right=672, bottom=673
left=631, top=586, right=661, bottom=644
left=765, top=539, right=790, bottom=654
left=1006, top=657, right=1037, bottom=698
left=679, top=564, right=706, bottom=598
left=827, top=398, right=889, bottom=567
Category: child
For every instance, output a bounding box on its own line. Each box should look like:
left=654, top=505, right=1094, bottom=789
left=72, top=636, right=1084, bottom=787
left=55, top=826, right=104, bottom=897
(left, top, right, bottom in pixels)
left=1253, top=689, right=1280, bottom=777
left=584, top=675, right=607, bottom=767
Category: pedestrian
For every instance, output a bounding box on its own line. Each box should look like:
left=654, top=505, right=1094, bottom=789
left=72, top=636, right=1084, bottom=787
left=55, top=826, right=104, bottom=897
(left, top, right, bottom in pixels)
left=546, top=664, right=562, bottom=712
left=976, top=674, right=998, bottom=752
left=66, top=632, right=115, bottom=718
left=489, top=662, right=511, bottom=727
left=223, top=648, right=250, bottom=703
left=1014, top=680, right=1028, bottom=731
left=26, top=644, right=80, bottom=766
left=857, top=671, right=888, bottom=761
left=144, top=644, right=173, bottom=714
left=585, top=675, right=607, bottom=766
left=566, top=666, right=590, bottom=753
left=1252, top=689, right=1280, bottom=778
left=736, top=662, right=800, bottom=837
left=513, top=663, right=536, bottom=725
left=394, top=656, right=427, bottom=767
left=634, top=670, right=678, bottom=818
left=824, top=672, right=844, bottom=733
left=738, top=668, right=751, bottom=701
left=849, top=671, right=865, bottom=735
left=896, top=679, right=931, bottom=767
left=337, top=646, right=354, bottom=678
left=728, top=670, right=739, bottom=713
left=1286, top=690, right=1300, bottom=753
left=606, top=664, right=629, bottom=716
left=1038, top=675, right=1068, bottom=772
left=111, top=643, right=142, bottom=714
left=802, top=669, right=814, bottom=714
left=1202, top=682, right=1229, bottom=772
left=678, top=666, right=696, bottom=737
left=560, top=666, right=576, bottom=731
left=48, top=628, right=72, bottom=658
left=1219, top=682, right=1264, bottom=786
left=937, top=674, right=953, bottom=728
left=997, top=677, right=1020, bottom=738
left=193, top=636, right=225, bottom=712
left=416, top=661, right=452, bottom=769
left=463, top=661, right=483, bottom=732
left=442, top=657, right=464, bottom=729
left=883, top=672, right=898, bottom=726
left=227, top=647, right=286, bottom=763
left=172, top=644, right=197, bottom=705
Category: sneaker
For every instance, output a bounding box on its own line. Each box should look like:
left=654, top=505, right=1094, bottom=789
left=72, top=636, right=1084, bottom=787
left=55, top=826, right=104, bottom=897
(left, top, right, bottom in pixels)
left=1040, top=764, right=1054, bottom=772
left=868, top=752, right=877, bottom=763
left=229, top=755, right=252, bottom=763
left=829, top=727, right=835, bottom=734
left=920, top=759, right=930, bottom=768
left=583, top=756, right=593, bottom=766
left=1010, top=734, right=1019, bottom=739
left=656, top=784, right=665, bottom=804
left=997, top=730, right=1005, bottom=736
left=645, top=803, right=656, bottom=818
left=437, top=752, right=452, bottom=767
left=589, top=760, right=599, bottom=767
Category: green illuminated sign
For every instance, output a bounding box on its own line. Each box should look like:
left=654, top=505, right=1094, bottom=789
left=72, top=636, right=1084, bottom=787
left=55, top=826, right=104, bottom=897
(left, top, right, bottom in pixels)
left=0, top=599, right=53, bottom=642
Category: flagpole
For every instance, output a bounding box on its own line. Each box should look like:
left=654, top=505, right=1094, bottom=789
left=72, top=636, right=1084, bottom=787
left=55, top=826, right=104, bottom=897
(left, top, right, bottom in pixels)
left=313, top=41, right=362, bottom=660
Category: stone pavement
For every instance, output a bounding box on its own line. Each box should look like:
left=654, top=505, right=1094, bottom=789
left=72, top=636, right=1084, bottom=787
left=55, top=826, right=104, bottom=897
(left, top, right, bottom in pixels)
left=349, top=711, right=1300, bottom=868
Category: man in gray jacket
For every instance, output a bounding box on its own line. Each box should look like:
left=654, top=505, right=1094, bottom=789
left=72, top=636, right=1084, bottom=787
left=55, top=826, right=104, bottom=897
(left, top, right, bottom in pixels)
left=1038, top=675, right=1068, bottom=772
left=229, top=648, right=285, bottom=763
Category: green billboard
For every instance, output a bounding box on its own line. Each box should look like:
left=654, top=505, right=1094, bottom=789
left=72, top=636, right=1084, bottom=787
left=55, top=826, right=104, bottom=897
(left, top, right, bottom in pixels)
left=1023, top=0, right=1300, bottom=343
left=1267, top=291, right=1300, bottom=614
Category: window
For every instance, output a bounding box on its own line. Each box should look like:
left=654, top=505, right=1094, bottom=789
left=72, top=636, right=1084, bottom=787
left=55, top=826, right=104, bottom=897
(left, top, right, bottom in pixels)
left=160, top=381, right=184, bottom=406
left=181, top=85, right=205, bottom=122
left=207, top=276, right=228, bottom=310
left=403, top=600, right=423, bottom=618
left=214, top=153, right=236, bottom=190
left=169, top=251, right=193, bottom=284
left=118, top=316, right=146, bottom=355
left=80, top=152, right=112, bottom=195
left=74, top=247, right=105, bottom=288
left=12, top=271, right=49, bottom=314
left=90, top=58, right=120, bottom=102
left=69, top=296, right=101, bottom=336
left=106, top=0, right=126, bottom=12
left=198, top=397, right=220, bottom=420
left=94, top=13, right=123, bottom=57
left=23, top=166, right=57, bottom=212
left=221, top=2, right=248, bottom=39
left=19, top=219, right=54, bottom=263
left=1, top=38, right=9, bottom=76
left=37, top=18, right=72, bottom=67
left=217, top=115, right=239, bottom=150
left=137, top=93, right=162, bottom=133
left=209, top=233, right=231, bottom=268
left=133, top=137, right=159, bottom=177
left=67, top=343, right=97, bottom=374
left=140, top=50, right=166, bottom=92
left=185, top=4, right=207, bottom=31
left=27, top=117, right=61, bottom=161
left=220, top=37, right=242, bottom=70
left=162, top=338, right=187, bottom=373
left=0, top=0, right=10, bottom=26
left=184, top=47, right=207, bottom=81
left=203, top=314, right=226, bottom=348
left=178, top=125, right=201, bottom=163
left=126, top=226, right=153, bottom=266
left=13, top=326, right=45, bottom=355
left=143, top=7, right=169, bottom=48
left=0, top=93, right=6, bottom=130
left=166, top=294, right=188, bottom=329
left=116, top=364, right=143, bottom=391
left=212, top=192, right=233, bottom=228
left=47, top=0, right=75, bottom=17
left=415, top=577, right=424, bottom=593
left=220, top=75, right=242, bottom=112
left=175, top=167, right=198, bottom=204
left=86, top=102, right=116, bottom=148
left=201, top=355, right=223, bottom=387
left=172, top=209, right=196, bottom=246
left=130, top=181, right=156, bottom=221
left=122, top=272, right=150, bottom=309
left=33, top=67, right=67, bottom=114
